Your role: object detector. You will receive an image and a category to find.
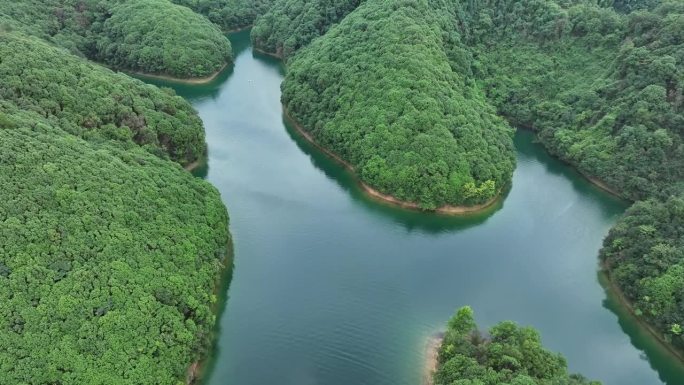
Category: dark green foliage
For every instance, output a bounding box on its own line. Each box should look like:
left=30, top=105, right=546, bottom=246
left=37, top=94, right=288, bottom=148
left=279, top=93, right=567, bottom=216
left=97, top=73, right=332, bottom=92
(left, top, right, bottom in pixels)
left=0, top=31, right=206, bottom=166
left=0, top=29, right=231, bottom=384
left=171, top=0, right=274, bottom=31
left=282, top=0, right=516, bottom=209
left=435, top=0, right=684, bottom=201
left=600, top=196, right=684, bottom=351
left=251, top=0, right=363, bottom=58
left=0, top=0, right=232, bottom=78
left=435, top=307, right=600, bottom=385
left=96, top=0, right=231, bottom=78
left=0, top=105, right=229, bottom=384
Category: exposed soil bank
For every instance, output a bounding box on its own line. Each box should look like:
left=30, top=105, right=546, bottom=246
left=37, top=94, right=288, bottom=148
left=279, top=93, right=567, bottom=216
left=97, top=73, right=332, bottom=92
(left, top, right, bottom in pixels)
left=424, top=333, right=444, bottom=385
left=600, top=269, right=684, bottom=362
left=253, top=46, right=284, bottom=60
left=127, top=63, right=230, bottom=85
left=584, top=174, right=624, bottom=199
left=283, top=106, right=502, bottom=215
left=184, top=158, right=204, bottom=172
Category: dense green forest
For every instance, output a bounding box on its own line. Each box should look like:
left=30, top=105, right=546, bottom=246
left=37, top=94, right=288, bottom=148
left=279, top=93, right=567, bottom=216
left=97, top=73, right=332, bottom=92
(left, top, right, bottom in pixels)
left=0, top=32, right=207, bottom=166
left=434, top=0, right=683, bottom=201
left=0, top=105, right=229, bottom=385
left=172, top=0, right=274, bottom=31
left=0, top=0, right=232, bottom=78
left=251, top=0, right=363, bottom=59
left=0, top=27, right=231, bottom=385
left=435, top=307, right=600, bottom=385
left=282, top=0, right=516, bottom=209
left=600, top=196, right=684, bottom=352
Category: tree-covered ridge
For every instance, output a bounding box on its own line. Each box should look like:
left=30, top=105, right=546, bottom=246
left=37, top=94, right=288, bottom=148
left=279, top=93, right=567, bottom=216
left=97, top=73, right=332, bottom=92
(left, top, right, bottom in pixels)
left=435, top=307, right=600, bottom=385
left=171, top=0, right=274, bottom=31
left=0, top=105, right=229, bottom=385
left=0, top=0, right=232, bottom=79
left=0, top=31, right=206, bottom=166
left=282, top=0, right=516, bottom=210
left=600, top=196, right=684, bottom=352
left=251, top=0, right=364, bottom=59
left=436, top=0, right=684, bottom=201
left=96, top=0, right=231, bottom=78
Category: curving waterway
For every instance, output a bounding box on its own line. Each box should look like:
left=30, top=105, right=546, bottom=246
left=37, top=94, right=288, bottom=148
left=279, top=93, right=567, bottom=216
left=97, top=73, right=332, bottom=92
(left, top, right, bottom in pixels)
left=145, top=31, right=684, bottom=385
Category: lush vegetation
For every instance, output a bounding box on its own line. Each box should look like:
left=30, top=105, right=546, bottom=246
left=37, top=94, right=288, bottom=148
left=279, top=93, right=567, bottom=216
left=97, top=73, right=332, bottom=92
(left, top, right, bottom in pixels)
left=0, top=28, right=231, bottom=385
left=282, top=0, right=516, bottom=209
left=0, top=0, right=232, bottom=78
left=172, top=0, right=274, bottom=31
left=0, top=32, right=207, bottom=166
left=435, top=307, right=600, bottom=385
left=251, top=0, right=363, bottom=59
left=0, top=105, right=229, bottom=385
left=600, top=196, right=684, bottom=352
left=433, top=0, right=683, bottom=201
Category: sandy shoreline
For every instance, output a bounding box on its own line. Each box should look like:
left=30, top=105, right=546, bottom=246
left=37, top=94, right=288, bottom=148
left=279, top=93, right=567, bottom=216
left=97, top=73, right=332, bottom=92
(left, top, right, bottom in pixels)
left=282, top=106, right=502, bottom=215
left=423, top=333, right=444, bottom=385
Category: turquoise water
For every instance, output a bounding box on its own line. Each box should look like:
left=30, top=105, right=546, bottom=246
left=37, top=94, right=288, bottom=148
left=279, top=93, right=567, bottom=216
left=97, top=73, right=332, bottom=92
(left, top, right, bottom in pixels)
left=146, top=31, right=684, bottom=385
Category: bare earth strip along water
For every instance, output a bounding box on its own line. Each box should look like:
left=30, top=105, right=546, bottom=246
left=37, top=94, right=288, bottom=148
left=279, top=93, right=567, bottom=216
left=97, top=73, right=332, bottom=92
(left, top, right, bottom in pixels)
left=142, top=31, right=684, bottom=385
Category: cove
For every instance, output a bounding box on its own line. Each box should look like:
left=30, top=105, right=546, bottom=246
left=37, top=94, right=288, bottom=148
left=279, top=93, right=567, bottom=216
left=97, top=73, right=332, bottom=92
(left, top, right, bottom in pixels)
left=143, top=31, right=684, bottom=385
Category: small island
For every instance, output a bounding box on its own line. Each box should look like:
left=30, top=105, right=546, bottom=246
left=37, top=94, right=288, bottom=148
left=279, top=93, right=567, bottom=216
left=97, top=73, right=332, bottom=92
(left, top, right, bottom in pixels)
left=428, top=307, right=600, bottom=385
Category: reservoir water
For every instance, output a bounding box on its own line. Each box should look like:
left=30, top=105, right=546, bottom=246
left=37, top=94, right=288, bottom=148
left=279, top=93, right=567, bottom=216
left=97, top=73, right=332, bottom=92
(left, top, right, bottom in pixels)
left=146, top=31, right=684, bottom=385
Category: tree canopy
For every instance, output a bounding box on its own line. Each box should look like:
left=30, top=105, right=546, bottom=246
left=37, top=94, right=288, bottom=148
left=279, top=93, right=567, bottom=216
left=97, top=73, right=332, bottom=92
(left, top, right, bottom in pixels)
left=251, top=0, right=364, bottom=59
left=0, top=27, right=230, bottom=385
left=600, top=196, right=684, bottom=352
left=435, top=307, right=600, bottom=385
left=0, top=0, right=232, bottom=78
left=0, top=105, right=229, bottom=385
left=282, top=0, right=516, bottom=210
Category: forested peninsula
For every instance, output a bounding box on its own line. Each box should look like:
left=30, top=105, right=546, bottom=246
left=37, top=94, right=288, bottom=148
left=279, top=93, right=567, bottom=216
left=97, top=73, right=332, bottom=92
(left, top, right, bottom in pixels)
left=258, top=0, right=684, bottom=357
left=432, top=307, right=600, bottom=385
left=0, top=2, right=232, bottom=383
left=0, top=0, right=232, bottom=79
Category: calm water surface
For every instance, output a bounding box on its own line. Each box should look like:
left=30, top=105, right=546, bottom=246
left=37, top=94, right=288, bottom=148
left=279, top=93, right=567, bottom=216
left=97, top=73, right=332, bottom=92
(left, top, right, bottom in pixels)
left=147, top=31, right=684, bottom=385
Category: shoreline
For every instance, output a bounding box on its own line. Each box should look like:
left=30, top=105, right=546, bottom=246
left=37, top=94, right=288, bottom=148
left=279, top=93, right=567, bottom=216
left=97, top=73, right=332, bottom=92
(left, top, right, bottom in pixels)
left=252, top=46, right=284, bottom=60
left=282, top=106, right=502, bottom=215
left=584, top=174, right=624, bottom=199
left=184, top=159, right=203, bottom=172
left=423, top=333, right=444, bottom=385
left=127, top=63, right=230, bottom=85
left=600, top=268, right=684, bottom=362
left=185, top=237, right=235, bottom=385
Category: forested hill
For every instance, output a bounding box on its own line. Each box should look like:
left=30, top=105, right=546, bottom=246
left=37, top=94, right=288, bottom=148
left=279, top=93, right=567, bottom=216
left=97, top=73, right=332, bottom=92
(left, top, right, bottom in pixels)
left=0, top=103, right=229, bottom=385
left=0, top=0, right=232, bottom=79
left=434, top=0, right=683, bottom=202
left=251, top=0, right=364, bottom=59
left=282, top=0, right=516, bottom=210
left=0, top=25, right=231, bottom=385
left=0, top=32, right=206, bottom=166
left=435, top=307, right=600, bottom=385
